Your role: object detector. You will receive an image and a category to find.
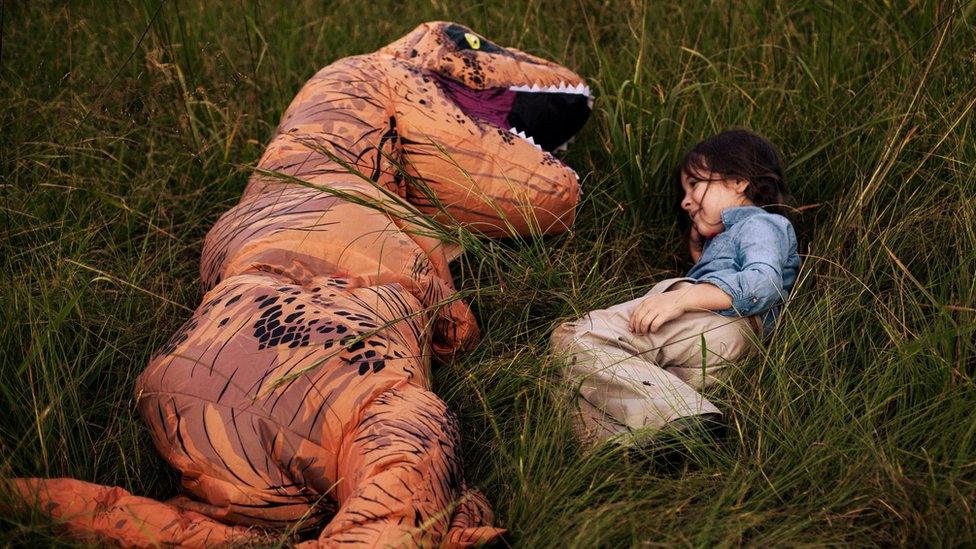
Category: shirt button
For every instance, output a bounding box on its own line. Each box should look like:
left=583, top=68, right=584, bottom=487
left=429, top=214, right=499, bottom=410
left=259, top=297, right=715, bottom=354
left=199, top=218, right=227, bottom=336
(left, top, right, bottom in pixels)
left=751, top=297, right=758, bottom=303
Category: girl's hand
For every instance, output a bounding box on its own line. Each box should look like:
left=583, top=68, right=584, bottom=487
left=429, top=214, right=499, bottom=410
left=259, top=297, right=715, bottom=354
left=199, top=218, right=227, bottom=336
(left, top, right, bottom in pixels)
left=629, top=292, right=686, bottom=334
left=629, top=283, right=734, bottom=335
left=689, top=225, right=704, bottom=263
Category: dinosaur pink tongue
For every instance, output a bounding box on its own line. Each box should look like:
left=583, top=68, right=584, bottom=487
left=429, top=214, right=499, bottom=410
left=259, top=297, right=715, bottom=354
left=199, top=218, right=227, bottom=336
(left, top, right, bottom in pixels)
left=433, top=74, right=516, bottom=130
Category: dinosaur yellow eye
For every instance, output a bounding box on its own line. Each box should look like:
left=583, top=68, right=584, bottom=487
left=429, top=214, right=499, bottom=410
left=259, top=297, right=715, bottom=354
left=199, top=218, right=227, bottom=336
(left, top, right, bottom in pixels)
left=464, top=33, right=481, bottom=50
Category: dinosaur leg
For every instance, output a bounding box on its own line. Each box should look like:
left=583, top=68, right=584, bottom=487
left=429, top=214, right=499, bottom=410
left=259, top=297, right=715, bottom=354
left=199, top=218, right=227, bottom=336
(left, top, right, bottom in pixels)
left=307, top=384, right=504, bottom=547
left=443, top=484, right=506, bottom=548
left=138, top=392, right=339, bottom=528
left=7, top=477, right=265, bottom=547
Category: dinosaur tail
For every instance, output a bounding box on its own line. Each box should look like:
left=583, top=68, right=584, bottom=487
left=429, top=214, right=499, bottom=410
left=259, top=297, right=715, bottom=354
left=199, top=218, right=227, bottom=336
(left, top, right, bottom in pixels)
left=6, top=477, right=268, bottom=547
left=8, top=477, right=503, bottom=548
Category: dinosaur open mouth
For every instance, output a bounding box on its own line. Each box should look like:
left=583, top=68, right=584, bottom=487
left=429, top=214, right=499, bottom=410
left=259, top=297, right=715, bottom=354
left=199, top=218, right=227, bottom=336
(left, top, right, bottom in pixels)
left=433, top=74, right=592, bottom=153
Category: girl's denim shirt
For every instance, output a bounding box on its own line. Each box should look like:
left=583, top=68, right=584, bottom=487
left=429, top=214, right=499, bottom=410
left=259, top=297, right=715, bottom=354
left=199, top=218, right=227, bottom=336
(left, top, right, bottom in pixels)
left=686, top=206, right=800, bottom=336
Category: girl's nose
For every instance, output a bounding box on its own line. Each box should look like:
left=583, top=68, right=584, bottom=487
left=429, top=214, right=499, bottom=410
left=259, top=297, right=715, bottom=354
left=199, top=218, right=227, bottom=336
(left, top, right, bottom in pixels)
left=681, top=194, right=693, bottom=211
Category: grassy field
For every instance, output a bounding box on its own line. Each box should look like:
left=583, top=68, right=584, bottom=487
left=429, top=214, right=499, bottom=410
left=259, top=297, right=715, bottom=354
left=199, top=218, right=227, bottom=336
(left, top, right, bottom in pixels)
left=2, top=0, right=975, bottom=546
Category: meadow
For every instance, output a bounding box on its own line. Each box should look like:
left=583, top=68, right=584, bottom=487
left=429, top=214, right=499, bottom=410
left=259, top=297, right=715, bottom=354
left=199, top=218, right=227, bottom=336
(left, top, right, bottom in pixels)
left=2, top=0, right=975, bottom=545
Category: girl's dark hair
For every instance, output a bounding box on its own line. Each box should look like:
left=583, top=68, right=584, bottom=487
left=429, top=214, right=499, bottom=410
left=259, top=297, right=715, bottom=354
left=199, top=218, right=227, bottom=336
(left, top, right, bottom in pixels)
left=672, top=128, right=791, bottom=237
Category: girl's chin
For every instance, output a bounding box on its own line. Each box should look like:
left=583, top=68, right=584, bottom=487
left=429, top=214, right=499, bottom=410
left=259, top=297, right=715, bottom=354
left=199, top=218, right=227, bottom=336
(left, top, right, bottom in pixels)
left=694, top=223, right=723, bottom=240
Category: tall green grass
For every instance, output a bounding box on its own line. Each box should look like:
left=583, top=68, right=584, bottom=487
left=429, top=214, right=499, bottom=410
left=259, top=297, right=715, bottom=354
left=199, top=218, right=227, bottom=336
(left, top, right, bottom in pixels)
left=2, top=0, right=975, bottom=545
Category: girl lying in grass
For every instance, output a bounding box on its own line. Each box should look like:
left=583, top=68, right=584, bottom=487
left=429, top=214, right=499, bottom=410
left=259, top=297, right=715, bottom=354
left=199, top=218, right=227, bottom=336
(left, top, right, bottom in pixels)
left=551, top=129, right=800, bottom=448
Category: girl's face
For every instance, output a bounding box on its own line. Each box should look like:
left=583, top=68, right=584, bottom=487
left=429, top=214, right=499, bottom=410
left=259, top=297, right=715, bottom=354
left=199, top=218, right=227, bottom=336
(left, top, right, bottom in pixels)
left=679, top=164, right=752, bottom=238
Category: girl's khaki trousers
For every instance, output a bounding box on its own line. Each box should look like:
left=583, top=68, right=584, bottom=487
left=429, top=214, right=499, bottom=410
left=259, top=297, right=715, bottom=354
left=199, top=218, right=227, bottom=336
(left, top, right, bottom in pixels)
left=551, top=278, right=761, bottom=446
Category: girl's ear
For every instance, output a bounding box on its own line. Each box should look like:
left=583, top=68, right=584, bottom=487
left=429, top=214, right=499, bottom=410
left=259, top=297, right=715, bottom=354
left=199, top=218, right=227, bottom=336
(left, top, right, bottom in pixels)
left=733, top=178, right=750, bottom=195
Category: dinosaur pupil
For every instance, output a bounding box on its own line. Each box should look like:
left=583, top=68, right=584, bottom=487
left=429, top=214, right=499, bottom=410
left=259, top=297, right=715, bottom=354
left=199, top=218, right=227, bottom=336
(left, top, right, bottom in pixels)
left=443, top=24, right=503, bottom=53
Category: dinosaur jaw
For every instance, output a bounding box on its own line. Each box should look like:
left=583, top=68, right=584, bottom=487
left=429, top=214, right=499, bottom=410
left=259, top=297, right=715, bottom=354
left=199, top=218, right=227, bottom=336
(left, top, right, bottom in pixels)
left=433, top=74, right=592, bottom=153
left=505, top=82, right=592, bottom=152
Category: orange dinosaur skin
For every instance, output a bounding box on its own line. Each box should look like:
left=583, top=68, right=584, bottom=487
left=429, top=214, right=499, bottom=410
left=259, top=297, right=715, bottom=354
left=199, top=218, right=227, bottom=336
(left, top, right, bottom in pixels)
left=10, top=22, right=590, bottom=547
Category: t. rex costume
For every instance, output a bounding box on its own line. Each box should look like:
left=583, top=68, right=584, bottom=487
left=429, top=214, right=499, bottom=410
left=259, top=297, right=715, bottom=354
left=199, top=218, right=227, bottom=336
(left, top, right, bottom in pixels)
left=10, top=21, right=591, bottom=547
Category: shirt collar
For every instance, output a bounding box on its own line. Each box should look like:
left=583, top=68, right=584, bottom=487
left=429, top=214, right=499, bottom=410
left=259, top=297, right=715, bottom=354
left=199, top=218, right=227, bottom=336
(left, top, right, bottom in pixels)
left=720, top=205, right=766, bottom=228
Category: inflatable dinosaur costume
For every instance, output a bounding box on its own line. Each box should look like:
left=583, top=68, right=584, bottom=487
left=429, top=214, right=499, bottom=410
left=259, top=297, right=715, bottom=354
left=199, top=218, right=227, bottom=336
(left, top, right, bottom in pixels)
left=11, top=21, right=591, bottom=547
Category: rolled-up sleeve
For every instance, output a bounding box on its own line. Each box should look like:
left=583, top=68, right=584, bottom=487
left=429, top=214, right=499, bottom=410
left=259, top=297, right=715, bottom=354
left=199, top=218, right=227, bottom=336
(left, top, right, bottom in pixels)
left=696, top=216, right=791, bottom=317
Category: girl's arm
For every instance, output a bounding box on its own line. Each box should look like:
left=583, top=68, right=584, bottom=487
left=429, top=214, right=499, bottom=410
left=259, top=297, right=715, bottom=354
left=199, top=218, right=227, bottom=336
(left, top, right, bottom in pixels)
left=631, top=215, right=794, bottom=334
left=695, top=215, right=793, bottom=316
left=676, top=282, right=732, bottom=310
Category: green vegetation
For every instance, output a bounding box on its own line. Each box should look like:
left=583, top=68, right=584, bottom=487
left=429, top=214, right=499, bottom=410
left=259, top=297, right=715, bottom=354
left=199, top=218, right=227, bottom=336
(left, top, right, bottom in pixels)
left=2, top=0, right=975, bottom=545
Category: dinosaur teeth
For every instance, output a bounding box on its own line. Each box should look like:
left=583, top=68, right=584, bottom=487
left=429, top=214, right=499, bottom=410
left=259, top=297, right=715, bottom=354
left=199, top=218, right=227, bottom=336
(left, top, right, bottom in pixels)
left=507, top=82, right=594, bottom=99
left=555, top=136, right=578, bottom=153
left=509, top=127, right=543, bottom=151
left=509, top=126, right=577, bottom=172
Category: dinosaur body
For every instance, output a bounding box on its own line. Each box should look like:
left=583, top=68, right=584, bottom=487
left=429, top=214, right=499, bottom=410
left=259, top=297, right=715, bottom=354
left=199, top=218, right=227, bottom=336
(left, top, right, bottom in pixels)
left=11, top=22, right=591, bottom=547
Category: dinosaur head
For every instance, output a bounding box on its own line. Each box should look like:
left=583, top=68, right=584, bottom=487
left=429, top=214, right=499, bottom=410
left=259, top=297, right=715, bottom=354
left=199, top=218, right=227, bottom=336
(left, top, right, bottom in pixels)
left=381, top=21, right=591, bottom=153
